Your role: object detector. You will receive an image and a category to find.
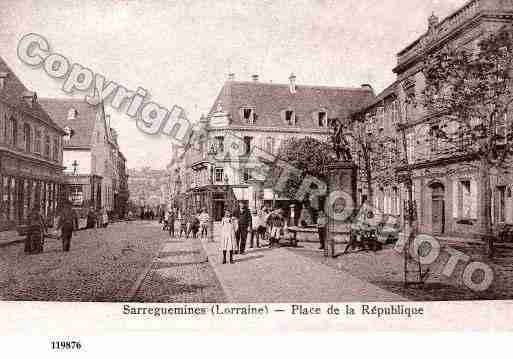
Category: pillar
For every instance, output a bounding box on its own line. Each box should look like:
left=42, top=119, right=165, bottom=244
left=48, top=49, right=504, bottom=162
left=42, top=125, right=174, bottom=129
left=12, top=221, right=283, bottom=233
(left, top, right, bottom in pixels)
left=325, top=161, right=357, bottom=258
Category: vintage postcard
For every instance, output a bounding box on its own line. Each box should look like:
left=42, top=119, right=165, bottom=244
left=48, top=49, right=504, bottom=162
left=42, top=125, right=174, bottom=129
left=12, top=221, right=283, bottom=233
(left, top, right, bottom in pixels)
left=1, top=0, right=513, bottom=346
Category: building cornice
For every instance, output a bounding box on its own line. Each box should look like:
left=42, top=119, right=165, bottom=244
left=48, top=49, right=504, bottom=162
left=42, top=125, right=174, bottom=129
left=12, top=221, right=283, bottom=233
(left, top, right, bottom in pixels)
left=207, top=126, right=331, bottom=135
left=0, top=146, right=64, bottom=170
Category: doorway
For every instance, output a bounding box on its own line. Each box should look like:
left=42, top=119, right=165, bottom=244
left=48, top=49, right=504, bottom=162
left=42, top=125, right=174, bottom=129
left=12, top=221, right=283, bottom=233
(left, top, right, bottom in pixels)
left=431, top=183, right=445, bottom=235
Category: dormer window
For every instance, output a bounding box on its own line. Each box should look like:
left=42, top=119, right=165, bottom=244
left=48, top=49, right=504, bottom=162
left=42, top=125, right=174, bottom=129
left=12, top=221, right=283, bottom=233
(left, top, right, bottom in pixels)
left=241, top=107, right=256, bottom=124
left=0, top=72, right=8, bottom=90
left=318, top=111, right=327, bottom=127
left=67, top=108, right=78, bottom=120
left=283, top=109, right=296, bottom=126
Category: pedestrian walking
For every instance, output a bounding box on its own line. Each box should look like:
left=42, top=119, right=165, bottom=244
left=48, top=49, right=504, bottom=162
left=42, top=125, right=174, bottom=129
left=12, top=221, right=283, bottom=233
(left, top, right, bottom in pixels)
left=25, top=205, right=45, bottom=254
left=168, top=209, right=176, bottom=237
left=267, top=208, right=285, bottom=247
left=86, top=207, right=97, bottom=229
left=178, top=212, right=188, bottom=238
left=58, top=202, right=76, bottom=252
left=250, top=209, right=260, bottom=248
left=317, top=209, right=328, bottom=250
left=191, top=211, right=200, bottom=239
left=198, top=208, right=210, bottom=239
left=237, top=203, right=252, bottom=254
left=220, top=209, right=237, bottom=264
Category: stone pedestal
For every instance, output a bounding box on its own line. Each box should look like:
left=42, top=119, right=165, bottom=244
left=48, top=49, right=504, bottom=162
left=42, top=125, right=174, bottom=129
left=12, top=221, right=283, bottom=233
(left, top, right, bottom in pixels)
left=325, top=161, right=358, bottom=258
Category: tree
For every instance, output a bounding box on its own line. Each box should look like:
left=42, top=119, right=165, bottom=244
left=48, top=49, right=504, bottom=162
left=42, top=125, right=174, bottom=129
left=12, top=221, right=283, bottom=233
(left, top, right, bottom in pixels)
left=266, top=136, right=337, bottom=206
left=334, top=117, right=397, bottom=210
left=423, top=25, right=513, bottom=251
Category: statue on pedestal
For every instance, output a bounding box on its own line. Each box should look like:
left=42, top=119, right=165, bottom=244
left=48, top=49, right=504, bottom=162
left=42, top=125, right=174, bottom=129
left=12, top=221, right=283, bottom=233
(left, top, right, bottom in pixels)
left=330, top=118, right=352, bottom=162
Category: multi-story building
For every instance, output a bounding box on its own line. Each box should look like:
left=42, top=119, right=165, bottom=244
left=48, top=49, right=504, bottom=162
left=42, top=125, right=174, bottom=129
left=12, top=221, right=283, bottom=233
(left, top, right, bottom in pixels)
left=110, top=128, right=129, bottom=218
left=128, top=167, right=169, bottom=209
left=352, top=0, right=513, bottom=238
left=40, top=99, right=118, bottom=212
left=177, top=73, right=374, bottom=220
left=0, top=57, right=65, bottom=230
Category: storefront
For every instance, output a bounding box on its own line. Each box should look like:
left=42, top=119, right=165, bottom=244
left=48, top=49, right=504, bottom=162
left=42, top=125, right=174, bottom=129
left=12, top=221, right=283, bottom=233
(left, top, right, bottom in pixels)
left=63, top=174, right=103, bottom=210
left=0, top=152, right=65, bottom=230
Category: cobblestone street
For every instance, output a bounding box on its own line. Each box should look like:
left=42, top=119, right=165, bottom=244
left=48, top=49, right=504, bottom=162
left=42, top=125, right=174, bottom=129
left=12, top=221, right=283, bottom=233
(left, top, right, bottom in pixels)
left=0, top=221, right=224, bottom=302
left=2, top=220, right=513, bottom=302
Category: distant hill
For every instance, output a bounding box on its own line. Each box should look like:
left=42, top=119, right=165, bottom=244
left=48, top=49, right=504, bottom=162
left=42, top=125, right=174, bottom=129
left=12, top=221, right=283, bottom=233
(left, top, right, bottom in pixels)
left=128, top=167, right=170, bottom=207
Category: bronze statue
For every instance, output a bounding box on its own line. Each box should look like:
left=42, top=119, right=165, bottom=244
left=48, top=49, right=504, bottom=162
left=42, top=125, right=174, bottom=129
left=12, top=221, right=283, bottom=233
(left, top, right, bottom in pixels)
left=330, top=118, right=352, bottom=161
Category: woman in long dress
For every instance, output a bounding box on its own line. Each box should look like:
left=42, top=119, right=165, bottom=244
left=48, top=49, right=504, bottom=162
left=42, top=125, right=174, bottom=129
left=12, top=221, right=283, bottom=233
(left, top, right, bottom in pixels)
left=220, top=209, right=237, bottom=264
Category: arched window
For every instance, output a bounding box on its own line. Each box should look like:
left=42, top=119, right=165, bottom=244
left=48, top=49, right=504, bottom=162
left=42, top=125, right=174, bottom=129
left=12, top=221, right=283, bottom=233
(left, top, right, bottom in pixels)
left=9, top=117, right=17, bottom=146
left=23, top=123, right=31, bottom=152
left=265, top=136, right=274, bottom=154
left=35, top=129, right=42, bottom=153
left=44, top=135, right=50, bottom=158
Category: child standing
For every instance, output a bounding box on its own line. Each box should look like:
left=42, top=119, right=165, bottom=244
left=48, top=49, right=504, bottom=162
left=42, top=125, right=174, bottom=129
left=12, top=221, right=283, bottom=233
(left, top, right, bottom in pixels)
left=220, top=210, right=237, bottom=264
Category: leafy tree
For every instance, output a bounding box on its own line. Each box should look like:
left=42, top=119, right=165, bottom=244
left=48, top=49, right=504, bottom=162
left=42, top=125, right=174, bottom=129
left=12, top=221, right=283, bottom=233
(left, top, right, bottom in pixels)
left=423, top=25, right=513, bottom=249
left=266, top=136, right=337, bottom=204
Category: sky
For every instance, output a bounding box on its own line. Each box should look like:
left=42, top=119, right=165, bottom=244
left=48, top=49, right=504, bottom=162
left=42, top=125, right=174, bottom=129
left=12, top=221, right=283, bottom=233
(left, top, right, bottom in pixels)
left=0, top=0, right=467, bottom=170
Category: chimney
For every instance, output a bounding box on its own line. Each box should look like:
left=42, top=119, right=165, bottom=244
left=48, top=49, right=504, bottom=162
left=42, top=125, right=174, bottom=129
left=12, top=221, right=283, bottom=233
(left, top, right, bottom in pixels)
left=228, top=73, right=235, bottom=81
left=0, top=72, right=8, bottom=90
left=251, top=74, right=259, bottom=82
left=361, top=84, right=373, bottom=92
left=289, top=73, right=297, bottom=94
left=22, top=91, right=36, bottom=107
left=428, top=13, right=439, bottom=33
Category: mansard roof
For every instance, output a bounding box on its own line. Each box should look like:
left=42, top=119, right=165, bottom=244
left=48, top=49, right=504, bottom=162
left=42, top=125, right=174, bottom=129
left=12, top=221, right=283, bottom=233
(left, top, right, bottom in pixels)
left=207, top=80, right=375, bottom=127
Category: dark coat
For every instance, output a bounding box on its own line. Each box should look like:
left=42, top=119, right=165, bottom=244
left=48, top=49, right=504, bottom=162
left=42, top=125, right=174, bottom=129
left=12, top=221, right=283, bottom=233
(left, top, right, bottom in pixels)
left=238, top=208, right=252, bottom=227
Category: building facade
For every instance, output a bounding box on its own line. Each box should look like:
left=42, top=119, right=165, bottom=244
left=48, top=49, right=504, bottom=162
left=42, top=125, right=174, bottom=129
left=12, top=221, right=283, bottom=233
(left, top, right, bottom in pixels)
left=176, top=74, right=374, bottom=220
left=40, top=99, right=120, bottom=212
left=352, top=0, right=513, bottom=238
left=0, top=57, right=65, bottom=230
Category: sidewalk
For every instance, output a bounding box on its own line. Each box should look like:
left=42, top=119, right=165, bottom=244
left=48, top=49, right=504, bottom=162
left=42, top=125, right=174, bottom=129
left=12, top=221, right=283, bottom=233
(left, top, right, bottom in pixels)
left=199, top=231, right=405, bottom=302
left=0, top=230, right=24, bottom=248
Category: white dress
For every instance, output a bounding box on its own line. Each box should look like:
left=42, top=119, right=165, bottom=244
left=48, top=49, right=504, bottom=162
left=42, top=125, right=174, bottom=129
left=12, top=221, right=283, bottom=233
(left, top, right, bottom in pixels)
left=220, top=217, right=237, bottom=251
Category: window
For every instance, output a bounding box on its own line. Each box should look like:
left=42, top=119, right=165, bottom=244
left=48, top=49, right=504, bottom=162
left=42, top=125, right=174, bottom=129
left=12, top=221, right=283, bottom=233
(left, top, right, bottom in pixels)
left=284, top=110, right=296, bottom=126
left=406, top=132, right=415, bottom=163
left=495, top=112, right=507, bottom=145
left=376, top=107, right=384, bottom=131
left=242, top=168, right=251, bottom=183
left=241, top=108, right=255, bottom=124
left=53, top=138, right=59, bottom=161
left=34, top=129, right=41, bottom=153
left=496, top=186, right=507, bottom=223
left=430, top=125, right=440, bottom=153
left=214, top=168, right=224, bottom=183
left=391, top=100, right=399, bottom=124
left=460, top=180, right=473, bottom=219
left=10, top=117, right=17, bottom=146
left=23, top=123, right=31, bottom=152
left=69, top=184, right=84, bottom=206
left=243, top=136, right=252, bottom=155
left=44, top=135, right=50, bottom=157
left=318, top=111, right=327, bottom=127
left=215, top=136, right=224, bottom=153
left=265, top=137, right=274, bottom=154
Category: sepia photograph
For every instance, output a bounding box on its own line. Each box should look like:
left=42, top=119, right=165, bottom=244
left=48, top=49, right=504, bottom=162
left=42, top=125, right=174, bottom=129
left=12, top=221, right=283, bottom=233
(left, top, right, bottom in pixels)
left=1, top=0, right=513, bottom=319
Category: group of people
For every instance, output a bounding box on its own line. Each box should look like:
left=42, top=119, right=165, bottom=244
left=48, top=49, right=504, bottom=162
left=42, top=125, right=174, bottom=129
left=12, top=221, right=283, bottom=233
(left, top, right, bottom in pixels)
left=85, top=207, right=109, bottom=229
left=157, top=202, right=329, bottom=265
left=219, top=203, right=306, bottom=264
left=162, top=208, right=211, bottom=240
left=24, top=201, right=78, bottom=255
